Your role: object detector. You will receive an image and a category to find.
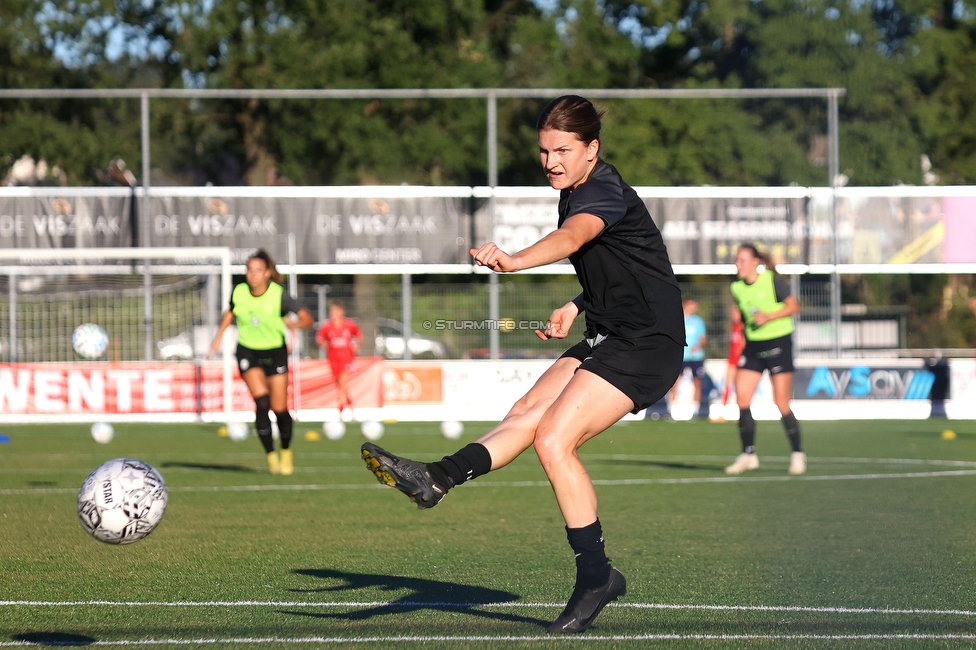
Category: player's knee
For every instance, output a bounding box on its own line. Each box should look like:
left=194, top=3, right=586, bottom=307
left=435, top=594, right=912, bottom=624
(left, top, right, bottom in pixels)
left=254, top=394, right=271, bottom=429
left=274, top=409, right=293, bottom=429
left=532, top=426, right=568, bottom=469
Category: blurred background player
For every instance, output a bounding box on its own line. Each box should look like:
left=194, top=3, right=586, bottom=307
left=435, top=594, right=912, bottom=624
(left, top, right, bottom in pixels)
left=724, top=243, right=804, bottom=476
left=669, top=298, right=707, bottom=418
left=209, top=249, right=314, bottom=475
left=712, top=305, right=746, bottom=423
left=315, top=301, right=362, bottom=420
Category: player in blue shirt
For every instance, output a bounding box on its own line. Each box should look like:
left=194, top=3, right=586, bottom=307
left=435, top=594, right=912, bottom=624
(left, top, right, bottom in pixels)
left=669, top=299, right=707, bottom=414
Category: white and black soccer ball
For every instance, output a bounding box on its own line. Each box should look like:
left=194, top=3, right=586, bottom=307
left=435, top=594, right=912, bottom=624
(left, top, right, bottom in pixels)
left=226, top=422, right=250, bottom=442
left=77, top=458, right=168, bottom=545
left=90, top=422, right=114, bottom=444
left=72, top=323, right=109, bottom=360
left=440, top=420, right=464, bottom=440
left=361, top=420, right=384, bottom=441
left=323, top=421, right=346, bottom=440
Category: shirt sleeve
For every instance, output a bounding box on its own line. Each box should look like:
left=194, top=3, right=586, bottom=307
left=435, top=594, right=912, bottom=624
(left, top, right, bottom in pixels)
left=773, top=275, right=792, bottom=302
left=280, top=293, right=303, bottom=316
left=563, top=176, right=627, bottom=229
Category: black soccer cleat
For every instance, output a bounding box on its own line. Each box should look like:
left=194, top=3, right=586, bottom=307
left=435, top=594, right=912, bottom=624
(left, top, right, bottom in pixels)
left=361, top=442, right=447, bottom=510
left=547, top=567, right=627, bottom=634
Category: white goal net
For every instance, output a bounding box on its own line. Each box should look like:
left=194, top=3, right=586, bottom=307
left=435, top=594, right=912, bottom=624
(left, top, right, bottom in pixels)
left=0, top=247, right=234, bottom=422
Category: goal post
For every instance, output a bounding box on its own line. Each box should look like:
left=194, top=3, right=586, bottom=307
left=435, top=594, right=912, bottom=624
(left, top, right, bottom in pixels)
left=0, top=247, right=234, bottom=422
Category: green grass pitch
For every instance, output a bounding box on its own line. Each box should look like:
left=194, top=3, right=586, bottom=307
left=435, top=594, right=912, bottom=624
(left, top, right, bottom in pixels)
left=2, top=418, right=975, bottom=648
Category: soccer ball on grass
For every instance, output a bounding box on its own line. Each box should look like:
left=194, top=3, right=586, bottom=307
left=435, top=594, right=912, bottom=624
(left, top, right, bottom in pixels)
left=90, top=422, right=114, bottom=444
left=440, top=420, right=464, bottom=440
left=226, top=422, right=250, bottom=441
left=360, top=420, right=384, bottom=441
left=323, top=421, right=346, bottom=440
left=77, top=458, right=168, bottom=545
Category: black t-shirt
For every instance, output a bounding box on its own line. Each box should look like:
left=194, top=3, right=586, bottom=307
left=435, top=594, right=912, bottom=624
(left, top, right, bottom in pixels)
left=558, top=159, right=684, bottom=344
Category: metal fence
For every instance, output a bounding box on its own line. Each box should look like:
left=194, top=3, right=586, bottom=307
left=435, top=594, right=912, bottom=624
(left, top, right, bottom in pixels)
left=1, top=262, right=847, bottom=363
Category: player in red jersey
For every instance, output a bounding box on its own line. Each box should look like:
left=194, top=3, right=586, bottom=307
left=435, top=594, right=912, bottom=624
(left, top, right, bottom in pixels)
left=713, top=306, right=746, bottom=422
left=315, top=301, right=362, bottom=418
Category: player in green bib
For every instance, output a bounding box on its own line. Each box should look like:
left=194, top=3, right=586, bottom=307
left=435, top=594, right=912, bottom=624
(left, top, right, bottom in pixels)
left=725, top=243, right=806, bottom=476
left=209, top=250, right=314, bottom=475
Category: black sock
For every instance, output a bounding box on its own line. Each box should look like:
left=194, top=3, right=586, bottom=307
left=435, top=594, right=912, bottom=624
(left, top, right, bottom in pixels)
left=782, top=411, right=802, bottom=452
left=567, top=520, right=611, bottom=590
left=255, top=395, right=274, bottom=453
left=739, top=407, right=756, bottom=454
left=430, top=443, right=492, bottom=488
left=274, top=410, right=293, bottom=450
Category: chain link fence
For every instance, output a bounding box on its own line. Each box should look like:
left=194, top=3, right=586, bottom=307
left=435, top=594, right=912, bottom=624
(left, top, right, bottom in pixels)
left=4, top=259, right=908, bottom=363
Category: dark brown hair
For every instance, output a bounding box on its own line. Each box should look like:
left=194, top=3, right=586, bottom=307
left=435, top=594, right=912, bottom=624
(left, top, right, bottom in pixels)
left=738, top=243, right=776, bottom=273
left=249, top=248, right=284, bottom=284
left=537, top=95, right=606, bottom=146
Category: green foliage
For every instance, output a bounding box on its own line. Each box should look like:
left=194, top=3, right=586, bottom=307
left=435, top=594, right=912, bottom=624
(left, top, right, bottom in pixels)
left=1, top=0, right=975, bottom=188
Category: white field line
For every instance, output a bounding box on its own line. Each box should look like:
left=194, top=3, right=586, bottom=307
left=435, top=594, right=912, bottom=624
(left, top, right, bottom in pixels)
left=5, top=468, right=976, bottom=496
left=1, top=633, right=976, bottom=645
left=5, top=453, right=976, bottom=467
left=3, top=600, right=976, bottom=617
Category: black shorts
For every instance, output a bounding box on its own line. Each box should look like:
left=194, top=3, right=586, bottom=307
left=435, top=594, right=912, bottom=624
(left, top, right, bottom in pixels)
left=561, top=332, right=683, bottom=412
left=738, top=335, right=794, bottom=375
left=681, top=360, right=706, bottom=379
left=236, top=344, right=289, bottom=377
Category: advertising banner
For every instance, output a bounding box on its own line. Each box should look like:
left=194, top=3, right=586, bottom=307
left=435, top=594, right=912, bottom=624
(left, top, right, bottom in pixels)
left=483, top=193, right=810, bottom=265
left=651, top=196, right=810, bottom=265
left=3, top=186, right=973, bottom=268
left=382, top=364, right=443, bottom=403
left=150, top=194, right=469, bottom=264
left=793, top=363, right=935, bottom=400
left=0, top=191, right=135, bottom=249
left=0, top=358, right=383, bottom=416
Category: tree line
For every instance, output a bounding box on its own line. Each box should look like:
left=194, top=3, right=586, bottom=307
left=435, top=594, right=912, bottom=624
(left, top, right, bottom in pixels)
left=0, top=0, right=974, bottom=189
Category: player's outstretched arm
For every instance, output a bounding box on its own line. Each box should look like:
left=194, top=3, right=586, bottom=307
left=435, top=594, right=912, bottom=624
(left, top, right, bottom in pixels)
left=207, top=310, right=235, bottom=359
left=287, top=307, right=315, bottom=330
left=470, top=213, right=604, bottom=272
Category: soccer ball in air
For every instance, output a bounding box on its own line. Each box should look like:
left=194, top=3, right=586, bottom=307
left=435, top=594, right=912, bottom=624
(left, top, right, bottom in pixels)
left=226, top=422, right=250, bottom=441
left=440, top=420, right=464, bottom=440
left=77, top=458, right=168, bottom=545
left=72, top=323, right=109, bottom=360
left=324, top=421, right=346, bottom=440
left=90, top=422, right=114, bottom=444
left=360, top=420, right=384, bottom=441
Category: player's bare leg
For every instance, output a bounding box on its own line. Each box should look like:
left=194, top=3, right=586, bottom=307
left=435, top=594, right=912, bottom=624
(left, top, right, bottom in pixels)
left=336, top=370, right=352, bottom=418
left=361, top=357, right=579, bottom=507
left=771, top=372, right=804, bottom=475
left=531, top=369, right=633, bottom=634
left=242, top=369, right=279, bottom=474
left=265, top=374, right=295, bottom=475
left=532, top=368, right=632, bottom=527
left=476, top=356, right=581, bottom=468
left=726, top=369, right=762, bottom=475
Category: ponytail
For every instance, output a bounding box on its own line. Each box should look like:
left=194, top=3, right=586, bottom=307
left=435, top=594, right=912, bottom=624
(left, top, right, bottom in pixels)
left=739, top=243, right=776, bottom=274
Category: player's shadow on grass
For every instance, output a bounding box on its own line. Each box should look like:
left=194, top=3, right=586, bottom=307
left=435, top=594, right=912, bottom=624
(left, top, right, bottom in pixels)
left=160, top=461, right=259, bottom=473
left=281, top=568, right=549, bottom=627
left=599, top=458, right=717, bottom=472
left=12, top=632, right=96, bottom=646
